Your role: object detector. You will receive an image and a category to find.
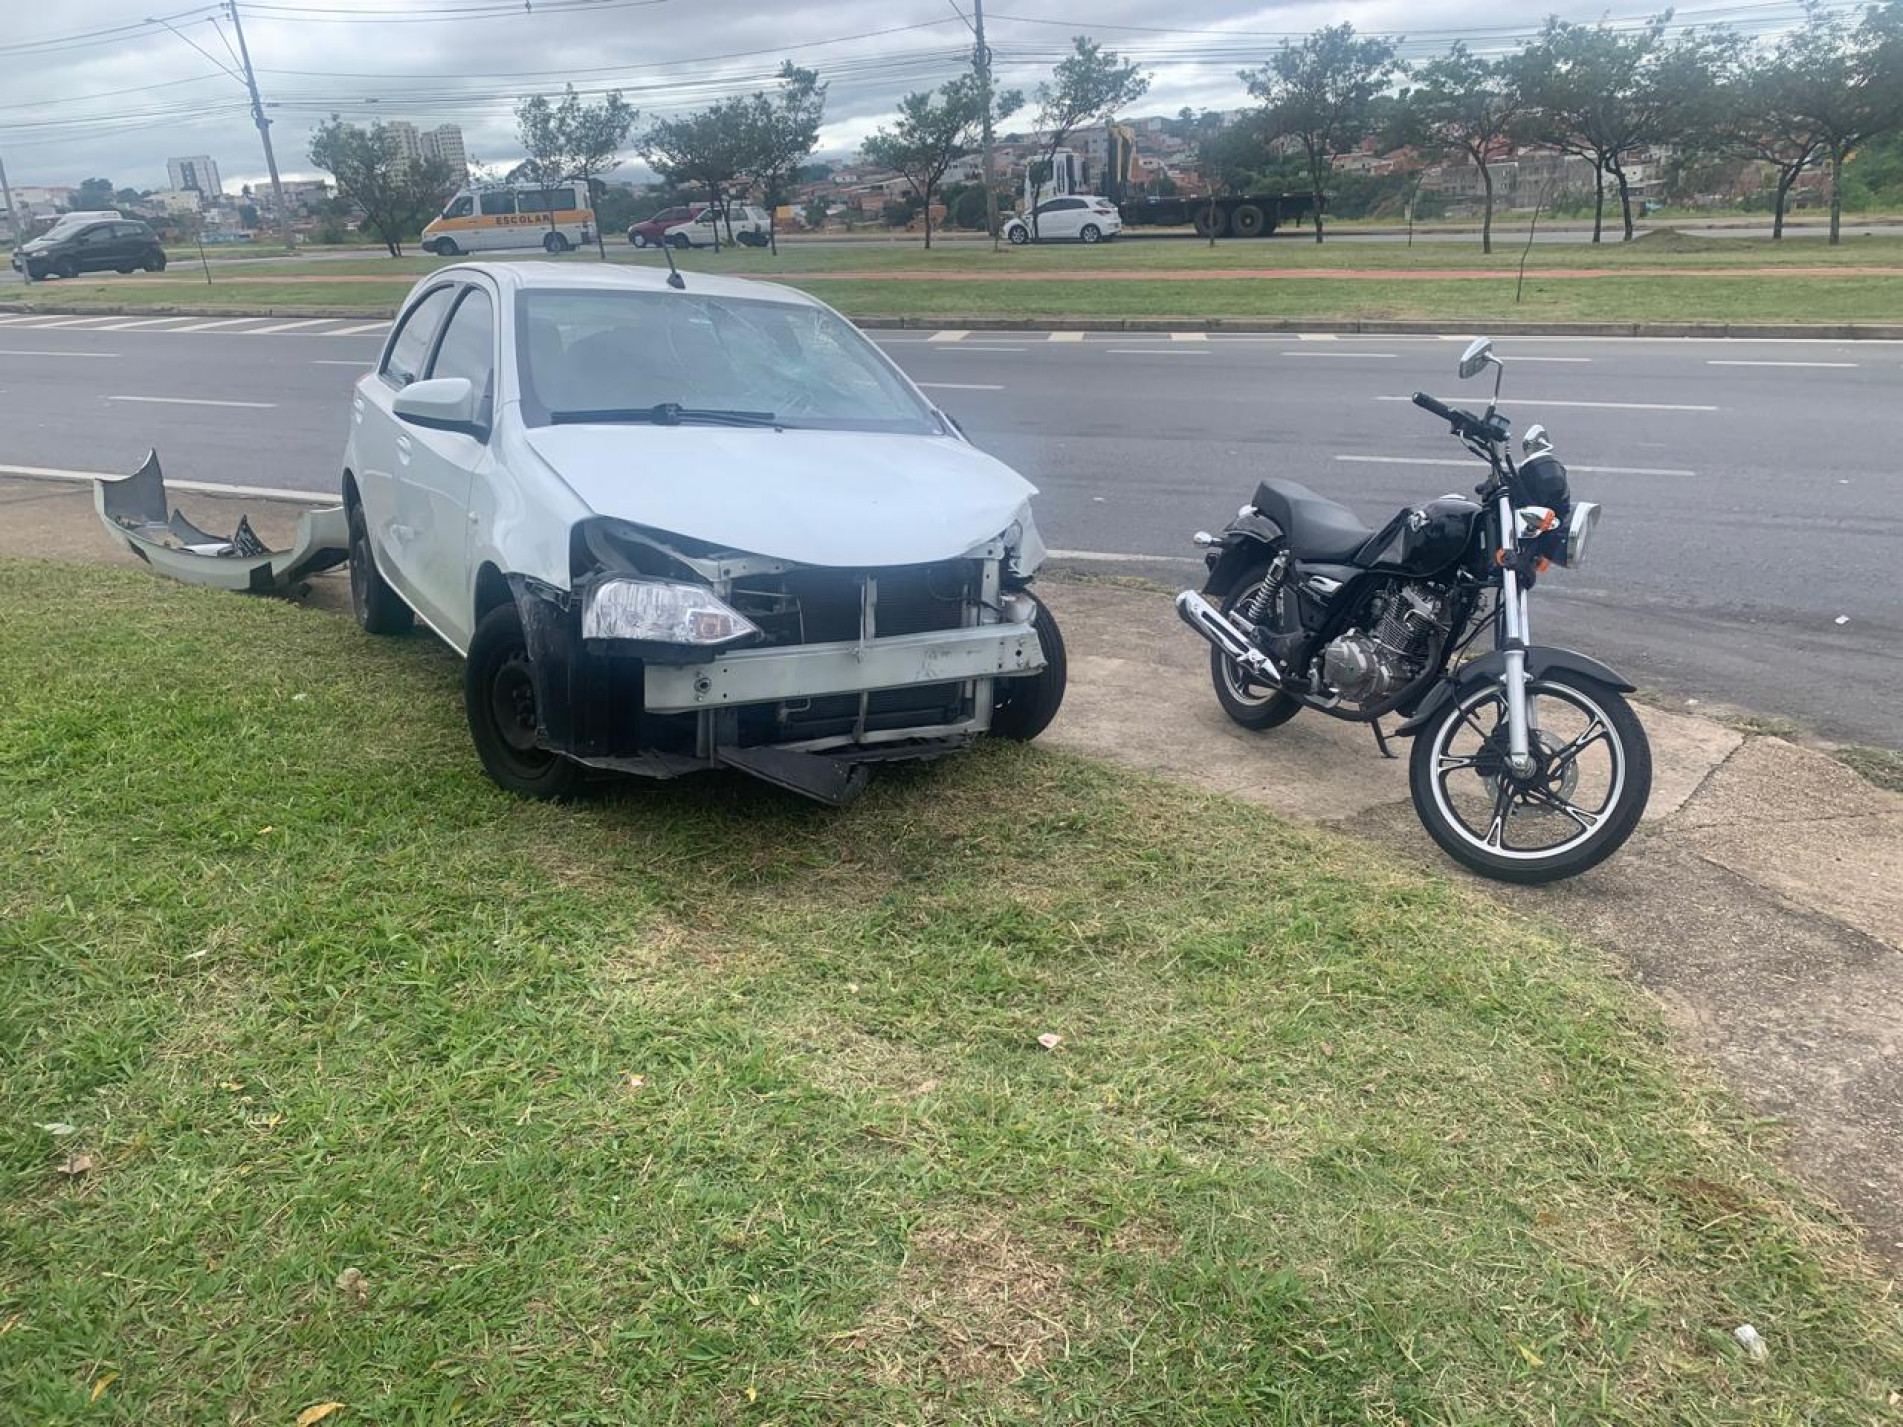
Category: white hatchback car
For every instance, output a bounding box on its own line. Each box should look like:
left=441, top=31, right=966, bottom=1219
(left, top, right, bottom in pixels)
left=341, top=262, right=1064, bottom=804
left=1002, top=196, right=1123, bottom=245
left=663, top=204, right=772, bottom=248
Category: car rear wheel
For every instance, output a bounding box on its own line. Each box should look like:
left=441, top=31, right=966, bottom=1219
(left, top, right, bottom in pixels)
left=145, top=251, right=166, bottom=272
left=1079, top=224, right=1102, bottom=244
left=543, top=232, right=570, bottom=254
left=465, top=601, right=587, bottom=800
left=347, top=499, right=414, bottom=636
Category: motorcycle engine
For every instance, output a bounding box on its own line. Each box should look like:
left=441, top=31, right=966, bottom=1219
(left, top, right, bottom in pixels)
left=1321, top=584, right=1452, bottom=703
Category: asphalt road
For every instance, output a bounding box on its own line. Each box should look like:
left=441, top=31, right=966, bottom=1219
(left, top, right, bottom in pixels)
left=1, top=312, right=1897, bottom=744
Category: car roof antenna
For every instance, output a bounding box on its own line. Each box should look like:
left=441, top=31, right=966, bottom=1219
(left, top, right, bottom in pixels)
left=661, top=239, right=686, bottom=290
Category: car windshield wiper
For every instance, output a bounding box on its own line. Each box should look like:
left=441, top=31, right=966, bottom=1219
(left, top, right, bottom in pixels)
left=548, top=403, right=782, bottom=428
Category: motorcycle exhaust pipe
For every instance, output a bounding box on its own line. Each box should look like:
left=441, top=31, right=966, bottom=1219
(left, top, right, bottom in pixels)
left=1175, top=590, right=1284, bottom=685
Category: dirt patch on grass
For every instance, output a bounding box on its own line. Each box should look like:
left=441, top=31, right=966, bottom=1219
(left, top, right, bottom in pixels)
left=854, top=1216, right=1074, bottom=1388
left=794, top=1016, right=944, bottom=1101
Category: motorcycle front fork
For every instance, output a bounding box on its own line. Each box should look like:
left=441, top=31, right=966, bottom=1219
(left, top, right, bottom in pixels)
left=1497, top=495, right=1539, bottom=777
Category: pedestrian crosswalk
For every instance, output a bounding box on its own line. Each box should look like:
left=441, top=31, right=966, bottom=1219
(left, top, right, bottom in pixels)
left=0, top=313, right=388, bottom=339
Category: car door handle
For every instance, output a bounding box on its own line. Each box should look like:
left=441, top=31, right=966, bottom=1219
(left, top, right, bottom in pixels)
left=395, top=433, right=412, bottom=464
left=352, top=394, right=365, bottom=424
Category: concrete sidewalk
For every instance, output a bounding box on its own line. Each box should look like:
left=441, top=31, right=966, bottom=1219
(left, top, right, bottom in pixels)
left=5, top=471, right=1900, bottom=1262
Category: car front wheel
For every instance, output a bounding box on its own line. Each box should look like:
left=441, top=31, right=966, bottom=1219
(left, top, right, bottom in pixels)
left=1006, top=224, right=1030, bottom=246
left=631, top=232, right=649, bottom=247
left=991, top=593, right=1066, bottom=741
left=465, top=601, right=587, bottom=799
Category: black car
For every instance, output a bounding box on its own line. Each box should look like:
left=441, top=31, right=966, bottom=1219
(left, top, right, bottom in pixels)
left=13, top=218, right=167, bottom=280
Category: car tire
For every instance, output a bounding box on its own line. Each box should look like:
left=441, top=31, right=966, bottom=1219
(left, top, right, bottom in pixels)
left=1079, top=224, right=1101, bottom=244
left=1006, top=223, right=1030, bottom=245
left=1230, top=204, right=1265, bottom=238
left=543, top=232, right=570, bottom=254
left=669, top=233, right=690, bottom=249
left=145, top=251, right=166, bottom=272
left=54, top=257, right=79, bottom=279
left=436, top=237, right=461, bottom=257
left=991, top=593, right=1067, bottom=742
left=1192, top=205, right=1228, bottom=240
left=465, top=601, right=587, bottom=801
left=347, top=499, right=414, bottom=636
left=631, top=232, right=649, bottom=248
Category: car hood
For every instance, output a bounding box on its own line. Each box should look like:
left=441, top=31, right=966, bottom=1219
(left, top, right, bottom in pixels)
left=523, top=424, right=1038, bottom=567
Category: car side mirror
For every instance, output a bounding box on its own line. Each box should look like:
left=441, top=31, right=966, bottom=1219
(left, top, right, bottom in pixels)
left=393, top=376, right=484, bottom=438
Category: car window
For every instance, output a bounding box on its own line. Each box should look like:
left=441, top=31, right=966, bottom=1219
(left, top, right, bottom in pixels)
left=442, top=195, right=474, bottom=219
left=382, top=286, right=456, bottom=388
left=115, top=223, right=147, bottom=239
left=515, top=288, right=937, bottom=435
left=479, top=191, right=516, bottom=217
left=427, top=287, right=495, bottom=427
left=77, top=225, right=111, bottom=245
left=518, top=188, right=571, bottom=214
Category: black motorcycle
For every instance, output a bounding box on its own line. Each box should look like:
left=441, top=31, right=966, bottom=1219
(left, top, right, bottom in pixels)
left=1176, top=337, right=1651, bottom=884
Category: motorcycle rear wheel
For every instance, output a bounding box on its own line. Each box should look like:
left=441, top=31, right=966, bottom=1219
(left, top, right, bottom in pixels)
left=1409, top=668, right=1651, bottom=884
left=1210, top=557, right=1301, bottom=731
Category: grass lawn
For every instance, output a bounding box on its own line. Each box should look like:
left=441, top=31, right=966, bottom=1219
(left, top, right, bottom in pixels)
left=3, top=560, right=1901, bottom=1423
left=12, top=232, right=1903, bottom=325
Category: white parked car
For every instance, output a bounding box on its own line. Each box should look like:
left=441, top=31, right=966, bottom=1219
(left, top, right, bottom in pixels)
left=332, top=261, right=1063, bottom=803
left=1002, top=196, right=1123, bottom=245
left=664, top=204, right=772, bottom=249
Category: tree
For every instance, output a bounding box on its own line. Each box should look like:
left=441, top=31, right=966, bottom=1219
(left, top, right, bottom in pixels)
left=863, top=75, right=1023, bottom=249
left=308, top=117, right=455, bottom=257
left=515, top=85, right=638, bottom=257
left=802, top=197, right=831, bottom=231
left=1030, top=37, right=1149, bottom=238
left=1741, top=0, right=1903, bottom=243
left=1521, top=16, right=1736, bottom=243
left=1399, top=44, right=1532, bottom=253
left=73, top=177, right=116, bottom=211
left=739, top=62, right=827, bottom=256
left=641, top=98, right=753, bottom=251
left=1243, top=24, right=1400, bottom=244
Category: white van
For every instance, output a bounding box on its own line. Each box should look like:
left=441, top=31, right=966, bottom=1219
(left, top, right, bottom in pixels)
left=422, top=182, right=595, bottom=256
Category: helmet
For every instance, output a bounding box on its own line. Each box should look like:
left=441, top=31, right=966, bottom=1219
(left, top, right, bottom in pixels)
left=1513, top=453, right=1571, bottom=516
left=1400, top=497, right=1481, bottom=575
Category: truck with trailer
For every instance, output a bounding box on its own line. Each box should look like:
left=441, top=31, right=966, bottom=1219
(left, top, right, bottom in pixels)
left=1023, top=124, right=1318, bottom=239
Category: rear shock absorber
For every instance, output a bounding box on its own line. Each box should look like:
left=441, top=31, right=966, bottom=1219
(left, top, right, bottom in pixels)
left=1242, top=551, right=1288, bottom=624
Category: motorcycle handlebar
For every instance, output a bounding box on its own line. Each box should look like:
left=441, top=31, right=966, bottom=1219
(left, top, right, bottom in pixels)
left=1411, top=390, right=1463, bottom=425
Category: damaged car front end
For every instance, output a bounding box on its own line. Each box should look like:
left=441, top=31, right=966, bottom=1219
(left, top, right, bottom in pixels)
left=510, top=510, right=1057, bottom=804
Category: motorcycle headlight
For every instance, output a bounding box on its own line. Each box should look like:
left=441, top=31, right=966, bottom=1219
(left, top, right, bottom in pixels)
left=1559, top=501, right=1600, bottom=568
left=582, top=577, right=759, bottom=646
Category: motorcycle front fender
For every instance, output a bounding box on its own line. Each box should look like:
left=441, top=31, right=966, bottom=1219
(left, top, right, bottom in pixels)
left=1394, top=646, right=1637, bottom=737
left=1200, top=513, right=1286, bottom=598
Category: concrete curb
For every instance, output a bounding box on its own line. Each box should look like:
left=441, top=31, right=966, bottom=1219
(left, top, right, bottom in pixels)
left=6, top=300, right=1903, bottom=340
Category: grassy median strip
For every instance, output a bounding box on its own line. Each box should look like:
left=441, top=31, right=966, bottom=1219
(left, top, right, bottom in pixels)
left=14, top=232, right=1903, bottom=326
left=3, top=560, right=1900, bottom=1422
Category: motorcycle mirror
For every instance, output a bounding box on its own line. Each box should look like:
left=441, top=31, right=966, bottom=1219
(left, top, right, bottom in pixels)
left=1457, top=337, right=1496, bottom=380
left=1523, top=423, right=1553, bottom=455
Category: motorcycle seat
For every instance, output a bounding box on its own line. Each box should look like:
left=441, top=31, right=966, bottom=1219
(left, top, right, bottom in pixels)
left=1251, top=479, right=1375, bottom=563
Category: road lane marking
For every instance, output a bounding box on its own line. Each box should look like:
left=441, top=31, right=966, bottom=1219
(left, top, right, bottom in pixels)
left=1047, top=548, right=1185, bottom=564
left=0, top=349, right=120, bottom=358
left=246, top=318, right=332, bottom=334
left=1277, top=350, right=1398, bottom=357
left=25, top=315, right=120, bottom=328
left=0, top=464, right=321, bottom=502
left=1337, top=455, right=1695, bottom=476
left=1170, top=332, right=1206, bottom=342
left=94, top=317, right=188, bottom=331
left=313, top=359, right=369, bottom=366
left=917, top=345, right=1024, bottom=352
left=172, top=318, right=258, bottom=332
left=326, top=321, right=390, bottom=335
left=1380, top=395, right=1718, bottom=412
left=917, top=382, right=1003, bottom=390
left=1505, top=355, right=1592, bottom=363
left=1294, top=332, right=1340, bottom=341
left=107, top=395, right=277, bottom=409
left=1106, top=347, right=1208, bottom=355
left=1047, top=331, right=1085, bottom=342
left=927, top=329, right=970, bottom=342
left=1707, top=359, right=1857, bottom=368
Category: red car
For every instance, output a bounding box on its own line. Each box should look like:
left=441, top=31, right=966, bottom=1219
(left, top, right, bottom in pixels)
left=627, top=204, right=707, bottom=249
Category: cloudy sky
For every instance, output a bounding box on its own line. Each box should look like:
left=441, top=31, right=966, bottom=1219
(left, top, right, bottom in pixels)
left=1, top=0, right=1816, bottom=194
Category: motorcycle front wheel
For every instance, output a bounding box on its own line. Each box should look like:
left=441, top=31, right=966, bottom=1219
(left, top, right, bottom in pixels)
left=1408, top=669, right=1651, bottom=884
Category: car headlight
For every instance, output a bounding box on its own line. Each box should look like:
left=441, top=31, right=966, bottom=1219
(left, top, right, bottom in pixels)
left=1559, top=501, right=1600, bottom=568
left=582, top=577, right=759, bottom=645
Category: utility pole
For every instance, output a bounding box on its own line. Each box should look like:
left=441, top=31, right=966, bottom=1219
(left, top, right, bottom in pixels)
left=0, top=146, right=33, bottom=284
left=972, top=0, right=1001, bottom=252
left=224, top=1, right=293, bottom=252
